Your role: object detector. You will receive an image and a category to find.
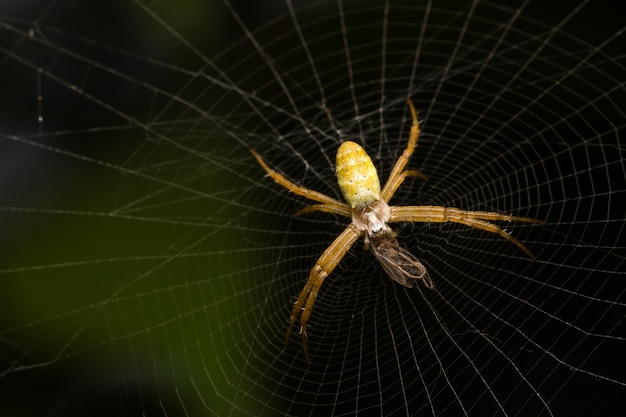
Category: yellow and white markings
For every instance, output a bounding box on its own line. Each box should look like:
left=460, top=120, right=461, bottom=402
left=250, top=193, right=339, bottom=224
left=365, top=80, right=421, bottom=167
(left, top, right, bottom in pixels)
left=336, top=141, right=382, bottom=208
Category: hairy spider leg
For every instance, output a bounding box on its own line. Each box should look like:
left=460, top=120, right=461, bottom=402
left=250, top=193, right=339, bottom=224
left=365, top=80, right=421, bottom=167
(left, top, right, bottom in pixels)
left=251, top=149, right=348, bottom=211
left=293, top=203, right=351, bottom=218
left=382, top=169, right=428, bottom=205
left=285, top=225, right=362, bottom=362
left=251, top=99, right=544, bottom=363
left=390, top=206, right=544, bottom=258
left=380, top=99, right=428, bottom=203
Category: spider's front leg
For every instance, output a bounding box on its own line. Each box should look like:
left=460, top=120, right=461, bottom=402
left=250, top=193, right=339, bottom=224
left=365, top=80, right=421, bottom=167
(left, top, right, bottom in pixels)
left=285, top=264, right=326, bottom=362
left=286, top=225, right=361, bottom=362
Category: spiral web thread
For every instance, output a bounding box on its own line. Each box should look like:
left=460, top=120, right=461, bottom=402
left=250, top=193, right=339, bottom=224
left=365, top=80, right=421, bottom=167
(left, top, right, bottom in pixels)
left=0, top=1, right=624, bottom=416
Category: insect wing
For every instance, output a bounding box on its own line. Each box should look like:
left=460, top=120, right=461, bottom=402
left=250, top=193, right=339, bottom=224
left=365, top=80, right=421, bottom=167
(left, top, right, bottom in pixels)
left=370, top=238, right=434, bottom=289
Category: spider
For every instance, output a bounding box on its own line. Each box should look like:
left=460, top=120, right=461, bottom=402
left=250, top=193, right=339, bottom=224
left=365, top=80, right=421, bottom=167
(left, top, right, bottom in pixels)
left=251, top=100, right=543, bottom=362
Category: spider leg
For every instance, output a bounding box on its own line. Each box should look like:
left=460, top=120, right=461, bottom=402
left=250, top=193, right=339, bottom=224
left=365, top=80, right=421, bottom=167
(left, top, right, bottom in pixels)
left=381, top=169, right=428, bottom=205
left=251, top=149, right=345, bottom=207
left=390, top=206, right=544, bottom=258
left=381, top=99, right=425, bottom=202
left=293, top=203, right=352, bottom=218
left=286, top=225, right=361, bottom=362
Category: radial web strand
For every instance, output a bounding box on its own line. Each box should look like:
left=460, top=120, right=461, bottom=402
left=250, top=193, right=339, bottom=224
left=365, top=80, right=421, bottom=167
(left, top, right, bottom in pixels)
left=0, top=1, right=624, bottom=416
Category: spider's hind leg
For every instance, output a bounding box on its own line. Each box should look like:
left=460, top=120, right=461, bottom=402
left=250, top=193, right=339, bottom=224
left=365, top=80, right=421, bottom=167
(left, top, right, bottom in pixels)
left=293, top=203, right=351, bottom=218
left=380, top=99, right=426, bottom=202
left=381, top=169, right=427, bottom=204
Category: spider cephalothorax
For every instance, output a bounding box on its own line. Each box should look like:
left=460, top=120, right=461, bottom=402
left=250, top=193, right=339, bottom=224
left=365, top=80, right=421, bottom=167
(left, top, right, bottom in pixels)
left=252, top=100, right=543, bottom=362
left=337, top=141, right=432, bottom=289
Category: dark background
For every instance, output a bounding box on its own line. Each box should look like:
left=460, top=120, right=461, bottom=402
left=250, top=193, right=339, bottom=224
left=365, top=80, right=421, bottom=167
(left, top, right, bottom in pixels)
left=1, top=1, right=624, bottom=416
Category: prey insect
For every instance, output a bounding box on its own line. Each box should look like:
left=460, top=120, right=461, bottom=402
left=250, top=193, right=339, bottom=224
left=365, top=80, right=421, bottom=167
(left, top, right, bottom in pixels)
left=251, top=100, right=543, bottom=362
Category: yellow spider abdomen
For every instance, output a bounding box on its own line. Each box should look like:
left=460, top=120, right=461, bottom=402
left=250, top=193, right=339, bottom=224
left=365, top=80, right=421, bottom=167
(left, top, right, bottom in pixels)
left=336, top=141, right=381, bottom=208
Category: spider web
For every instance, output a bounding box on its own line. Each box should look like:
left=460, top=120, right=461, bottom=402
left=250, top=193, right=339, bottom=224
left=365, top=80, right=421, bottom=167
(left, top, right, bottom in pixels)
left=1, top=0, right=625, bottom=416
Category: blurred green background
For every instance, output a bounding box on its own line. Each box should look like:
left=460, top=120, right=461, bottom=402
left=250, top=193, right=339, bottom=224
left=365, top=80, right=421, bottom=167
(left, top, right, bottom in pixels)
left=1, top=1, right=272, bottom=415
left=1, top=0, right=624, bottom=416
